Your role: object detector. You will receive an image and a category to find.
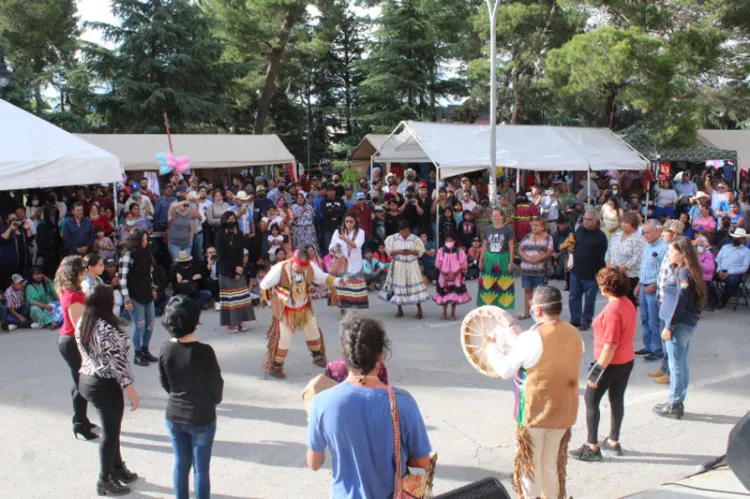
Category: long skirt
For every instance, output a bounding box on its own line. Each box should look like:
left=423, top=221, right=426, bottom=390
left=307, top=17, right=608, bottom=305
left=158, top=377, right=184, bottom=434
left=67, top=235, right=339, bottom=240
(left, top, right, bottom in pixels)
left=291, top=224, right=320, bottom=255
left=219, top=275, right=256, bottom=326
left=334, top=270, right=369, bottom=309
left=433, top=274, right=472, bottom=305
left=379, top=261, right=430, bottom=306
left=477, top=251, right=515, bottom=310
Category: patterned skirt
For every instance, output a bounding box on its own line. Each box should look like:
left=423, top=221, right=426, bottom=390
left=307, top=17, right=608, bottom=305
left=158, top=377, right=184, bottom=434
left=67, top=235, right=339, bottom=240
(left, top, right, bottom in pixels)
left=379, top=261, right=430, bottom=306
left=477, top=251, right=515, bottom=310
left=219, top=275, right=256, bottom=326
left=333, top=270, right=369, bottom=309
left=433, top=278, right=472, bottom=306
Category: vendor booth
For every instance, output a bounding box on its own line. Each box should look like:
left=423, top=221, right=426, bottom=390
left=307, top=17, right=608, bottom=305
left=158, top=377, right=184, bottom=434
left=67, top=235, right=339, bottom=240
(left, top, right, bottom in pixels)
left=0, top=101, right=122, bottom=190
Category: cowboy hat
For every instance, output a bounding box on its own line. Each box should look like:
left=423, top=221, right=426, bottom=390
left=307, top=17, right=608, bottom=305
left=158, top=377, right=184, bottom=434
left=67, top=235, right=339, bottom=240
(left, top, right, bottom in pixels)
left=176, top=251, right=193, bottom=263
left=731, top=228, right=748, bottom=239
left=236, top=191, right=250, bottom=201
left=692, top=191, right=710, bottom=201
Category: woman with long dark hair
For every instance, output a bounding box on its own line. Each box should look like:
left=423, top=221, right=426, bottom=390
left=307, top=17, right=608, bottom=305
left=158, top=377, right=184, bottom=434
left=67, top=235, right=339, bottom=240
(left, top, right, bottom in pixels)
left=653, top=236, right=706, bottom=420
left=77, top=285, right=140, bottom=496
left=159, top=296, right=223, bottom=499
left=215, top=211, right=255, bottom=332
left=329, top=212, right=368, bottom=313
left=306, top=313, right=432, bottom=496
left=119, top=228, right=156, bottom=367
left=55, top=255, right=97, bottom=441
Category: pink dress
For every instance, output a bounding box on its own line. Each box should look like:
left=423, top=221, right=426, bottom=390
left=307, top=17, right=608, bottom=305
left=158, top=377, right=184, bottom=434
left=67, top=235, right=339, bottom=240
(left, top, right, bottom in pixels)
left=433, top=247, right=472, bottom=305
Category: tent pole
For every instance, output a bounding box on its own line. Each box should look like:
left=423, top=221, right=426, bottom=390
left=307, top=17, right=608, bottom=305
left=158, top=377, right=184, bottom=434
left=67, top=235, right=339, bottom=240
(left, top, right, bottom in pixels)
left=113, top=183, right=119, bottom=228
left=587, top=166, right=591, bottom=206
left=369, top=157, right=374, bottom=192
left=436, top=166, right=440, bottom=249
left=516, top=168, right=521, bottom=195
left=487, top=0, right=500, bottom=206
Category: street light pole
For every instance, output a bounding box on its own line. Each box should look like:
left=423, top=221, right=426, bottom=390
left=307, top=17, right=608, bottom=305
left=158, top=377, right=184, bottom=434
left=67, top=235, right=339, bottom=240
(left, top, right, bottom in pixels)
left=486, top=0, right=501, bottom=205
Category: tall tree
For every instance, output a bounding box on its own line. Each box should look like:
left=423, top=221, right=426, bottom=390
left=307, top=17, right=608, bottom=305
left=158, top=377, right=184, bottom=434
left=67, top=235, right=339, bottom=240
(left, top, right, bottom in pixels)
left=87, top=0, right=235, bottom=133
left=0, top=0, right=78, bottom=113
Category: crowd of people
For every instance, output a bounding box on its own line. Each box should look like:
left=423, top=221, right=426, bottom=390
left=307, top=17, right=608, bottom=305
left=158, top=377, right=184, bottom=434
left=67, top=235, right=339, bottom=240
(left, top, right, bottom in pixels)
left=2, top=163, right=749, bottom=498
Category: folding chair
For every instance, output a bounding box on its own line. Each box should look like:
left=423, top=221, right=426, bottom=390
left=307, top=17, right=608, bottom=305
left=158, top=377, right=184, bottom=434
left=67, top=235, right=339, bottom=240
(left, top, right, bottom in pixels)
left=728, top=271, right=750, bottom=311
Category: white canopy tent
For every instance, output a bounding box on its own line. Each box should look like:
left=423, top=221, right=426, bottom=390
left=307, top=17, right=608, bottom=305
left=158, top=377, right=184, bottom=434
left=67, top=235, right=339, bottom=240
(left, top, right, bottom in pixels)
left=372, top=121, right=649, bottom=245
left=0, top=100, right=122, bottom=190
left=76, top=133, right=296, bottom=172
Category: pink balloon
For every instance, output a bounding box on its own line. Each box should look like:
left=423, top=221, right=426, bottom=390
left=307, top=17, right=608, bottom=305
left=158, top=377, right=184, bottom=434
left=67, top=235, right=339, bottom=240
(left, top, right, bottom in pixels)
left=174, top=156, right=190, bottom=174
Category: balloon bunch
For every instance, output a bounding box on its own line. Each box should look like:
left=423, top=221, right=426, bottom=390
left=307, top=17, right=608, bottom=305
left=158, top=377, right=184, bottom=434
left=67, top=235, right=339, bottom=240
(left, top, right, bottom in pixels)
left=156, top=152, right=190, bottom=176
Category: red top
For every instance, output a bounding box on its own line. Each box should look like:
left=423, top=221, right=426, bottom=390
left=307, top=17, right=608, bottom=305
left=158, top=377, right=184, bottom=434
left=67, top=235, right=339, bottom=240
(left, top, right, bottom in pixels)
left=59, top=290, right=86, bottom=337
left=593, top=297, right=636, bottom=365
left=92, top=216, right=114, bottom=236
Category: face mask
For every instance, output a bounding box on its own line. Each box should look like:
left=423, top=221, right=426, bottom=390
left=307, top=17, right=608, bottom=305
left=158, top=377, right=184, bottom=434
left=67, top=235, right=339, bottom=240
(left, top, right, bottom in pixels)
left=529, top=300, right=561, bottom=324
left=612, top=189, right=619, bottom=195
left=126, top=220, right=136, bottom=227
left=133, top=192, right=141, bottom=199
left=445, top=242, right=455, bottom=249
left=258, top=193, right=266, bottom=198
left=31, top=200, right=39, bottom=206
left=696, top=246, right=705, bottom=254
left=224, top=221, right=236, bottom=228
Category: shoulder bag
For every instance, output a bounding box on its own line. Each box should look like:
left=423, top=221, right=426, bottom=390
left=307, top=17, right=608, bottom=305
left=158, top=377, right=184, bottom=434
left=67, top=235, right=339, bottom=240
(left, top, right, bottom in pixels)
left=388, top=386, right=438, bottom=499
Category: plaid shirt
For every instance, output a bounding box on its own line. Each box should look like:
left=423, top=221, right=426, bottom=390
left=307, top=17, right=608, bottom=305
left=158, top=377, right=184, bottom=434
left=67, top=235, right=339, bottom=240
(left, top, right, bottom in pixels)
left=118, top=250, right=154, bottom=306
left=656, top=252, right=674, bottom=304
left=3, top=286, right=25, bottom=310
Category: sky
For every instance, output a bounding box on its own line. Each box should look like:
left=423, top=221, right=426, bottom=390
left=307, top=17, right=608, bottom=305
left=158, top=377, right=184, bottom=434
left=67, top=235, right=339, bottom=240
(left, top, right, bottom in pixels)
left=77, top=0, right=117, bottom=46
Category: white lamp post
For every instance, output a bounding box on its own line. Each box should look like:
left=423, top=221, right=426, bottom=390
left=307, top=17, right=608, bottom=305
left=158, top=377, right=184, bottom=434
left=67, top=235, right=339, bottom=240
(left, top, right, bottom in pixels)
left=486, top=0, right=502, bottom=205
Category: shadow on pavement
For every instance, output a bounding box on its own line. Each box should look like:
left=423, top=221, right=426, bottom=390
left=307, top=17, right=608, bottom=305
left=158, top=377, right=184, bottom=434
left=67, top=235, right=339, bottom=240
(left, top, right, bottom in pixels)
left=612, top=450, right=718, bottom=466
left=680, top=413, right=741, bottom=425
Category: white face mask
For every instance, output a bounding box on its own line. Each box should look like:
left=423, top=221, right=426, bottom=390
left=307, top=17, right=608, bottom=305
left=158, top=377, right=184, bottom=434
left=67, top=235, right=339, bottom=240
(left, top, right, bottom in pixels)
left=696, top=246, right=705, bottom=254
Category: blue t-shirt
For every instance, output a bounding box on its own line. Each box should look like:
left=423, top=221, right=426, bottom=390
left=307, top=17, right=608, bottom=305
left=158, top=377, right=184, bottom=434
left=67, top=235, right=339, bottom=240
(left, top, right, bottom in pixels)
left=421, top=242, right=437, bottom=269
left=307, top=382, right=432, bottom=499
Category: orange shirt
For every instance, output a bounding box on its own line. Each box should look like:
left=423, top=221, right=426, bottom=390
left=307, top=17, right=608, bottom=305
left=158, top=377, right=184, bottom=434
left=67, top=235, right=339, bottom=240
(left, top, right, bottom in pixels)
left=593, top=297, right=636, bottom=365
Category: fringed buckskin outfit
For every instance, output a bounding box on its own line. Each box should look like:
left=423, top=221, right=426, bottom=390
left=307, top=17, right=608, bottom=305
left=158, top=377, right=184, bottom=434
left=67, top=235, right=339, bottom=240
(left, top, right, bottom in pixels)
left=260, top=259, right=338, bottom=378
left=487, top=320, right=583, bottom=499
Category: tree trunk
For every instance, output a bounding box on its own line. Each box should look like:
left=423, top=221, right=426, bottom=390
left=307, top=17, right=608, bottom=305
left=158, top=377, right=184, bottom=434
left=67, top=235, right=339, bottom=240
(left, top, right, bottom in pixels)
left=605, top=85, right=619, bottom=129
left=35, top=84, right=44, bottom=115
left=254, top=8, right=301, bottom=135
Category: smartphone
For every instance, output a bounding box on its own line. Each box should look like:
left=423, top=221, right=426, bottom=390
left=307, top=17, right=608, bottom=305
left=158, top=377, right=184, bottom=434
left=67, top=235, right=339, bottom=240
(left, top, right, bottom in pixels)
left=588, top=363, right=605, bottom=385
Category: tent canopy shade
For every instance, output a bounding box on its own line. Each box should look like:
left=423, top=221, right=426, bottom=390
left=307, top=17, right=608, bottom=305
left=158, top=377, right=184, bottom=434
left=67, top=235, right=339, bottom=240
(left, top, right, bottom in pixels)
left=0, top=101, right=123, bottom=190
left=619, top=124, right=737, bottom=163
left=697, top=130, right=749, bottom=172
left=350, top=134, right=391, bottom=161
left=373, top=121, right=649, bottom=178
left=76, top=134, right=296, bottom=172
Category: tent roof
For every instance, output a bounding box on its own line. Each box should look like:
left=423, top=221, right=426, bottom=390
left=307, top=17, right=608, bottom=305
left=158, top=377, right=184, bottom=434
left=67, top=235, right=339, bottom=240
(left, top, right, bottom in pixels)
left=373, top=122, right=648, bottom=178
left=350, top=134, right=391, bottom=161
left=620, top=124, right=737, bottom=162
left=697, top=130, right=749, bottom=171
left=76, top=134, right=296, bottom=171
left=0, top=101, right=122, bottom=190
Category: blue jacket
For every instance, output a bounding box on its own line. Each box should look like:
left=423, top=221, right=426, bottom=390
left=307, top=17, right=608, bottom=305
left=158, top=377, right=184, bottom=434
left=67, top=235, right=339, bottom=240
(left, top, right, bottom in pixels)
left=62, top=217, right=95, bottom=253
left=659, top=266, right=700, bottom=330
left=153, top=195, right=175, bottom=231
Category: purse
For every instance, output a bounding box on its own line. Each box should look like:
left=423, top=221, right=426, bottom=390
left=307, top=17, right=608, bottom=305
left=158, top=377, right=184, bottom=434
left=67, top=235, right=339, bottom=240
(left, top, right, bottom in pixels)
left=388, top=386, right=438, bottom=499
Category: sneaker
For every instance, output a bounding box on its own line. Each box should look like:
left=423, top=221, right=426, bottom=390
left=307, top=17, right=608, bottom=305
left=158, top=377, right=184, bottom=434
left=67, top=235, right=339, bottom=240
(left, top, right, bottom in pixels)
left=214, top=302, right=221, bottom=311
left=643, top=353, right=663, bottom=362
left=635, top=348, right=650, bottom=356
left=601, top=440, right=624, bottom=456
left=248, top=292, right=260, bottom=300
left=30, top=322, right=43, bottom=329
left=648, top=368, right=665, bottom=378
left=654, top=374, right=670, bottom=384
left=653, top=402, right=684, bottom=420
left=569, top=443, right=602, bottom=462
left=6, top=324, right=18, bottom=332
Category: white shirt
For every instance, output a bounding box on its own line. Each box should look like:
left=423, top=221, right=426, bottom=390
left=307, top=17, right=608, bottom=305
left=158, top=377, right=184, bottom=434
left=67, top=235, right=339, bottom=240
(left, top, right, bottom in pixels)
left=486, top=324, right=585, bottom=380
left=329, top=228, right=365, bottom=274
left=654, top=187, right=678, bottom=207
left=260, top=261, right=332, bottom=309
left=541, top=196, right=559, bottom=221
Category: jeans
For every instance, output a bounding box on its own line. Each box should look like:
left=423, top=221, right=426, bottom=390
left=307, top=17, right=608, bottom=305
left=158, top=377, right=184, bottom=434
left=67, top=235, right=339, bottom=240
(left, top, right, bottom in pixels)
left=130, top=299, right=155, bottom=352
left=166, top=420, right=217, bottom=499
left=639, top=285, right=662, bottom=356
left=666, top=323, right=696, bottom=405
left=57, top=335, right=90, bottom=425
left=569, top=274, right=598, bottom=325
left=168, top=242, right=192, bottom=265
left=653, top=206, right=675, bottom=220
left=659, top=320, right=669, bottom=376
left=4, top=302, right=33, bottom=327
left=79, top=376, right=124, bottom=479
left=720, top=273, right=743, bottom=305
left=192, top=290, right=212, bottom=308
left=191, top=233, right=205, bottom=265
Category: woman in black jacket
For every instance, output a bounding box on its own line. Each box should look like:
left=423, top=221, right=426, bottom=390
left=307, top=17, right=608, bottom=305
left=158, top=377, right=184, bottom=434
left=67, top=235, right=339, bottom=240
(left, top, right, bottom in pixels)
left=119, top=228, right=156, bottom=367
left=215, top=211, right=254, bottom=332
left=159, top=296, right=223, bottom=499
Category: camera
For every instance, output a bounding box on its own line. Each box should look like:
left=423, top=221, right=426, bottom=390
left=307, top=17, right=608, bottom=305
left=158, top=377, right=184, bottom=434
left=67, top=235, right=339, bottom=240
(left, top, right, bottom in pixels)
left=12, top=221, right=21, bottom=228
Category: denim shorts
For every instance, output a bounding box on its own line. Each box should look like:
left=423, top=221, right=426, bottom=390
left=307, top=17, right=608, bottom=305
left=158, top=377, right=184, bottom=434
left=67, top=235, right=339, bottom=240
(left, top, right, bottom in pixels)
left=521, top=274, right=548, bottom=290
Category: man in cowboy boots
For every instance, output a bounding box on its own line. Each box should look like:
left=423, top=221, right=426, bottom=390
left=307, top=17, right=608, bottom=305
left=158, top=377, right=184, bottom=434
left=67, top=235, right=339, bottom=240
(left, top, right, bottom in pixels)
left=259, top=249, right=340, bottom=379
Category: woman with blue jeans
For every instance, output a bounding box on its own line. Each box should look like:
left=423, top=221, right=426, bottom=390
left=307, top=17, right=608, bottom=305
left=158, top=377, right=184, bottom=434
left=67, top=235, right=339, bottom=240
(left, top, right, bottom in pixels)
left=119, top=228, right=157, bottom=367
left=654, top=236, right=706, bottom=420
left=159, top=296, right=223, bottom=499
left=517, top=218, right=553, bottom=320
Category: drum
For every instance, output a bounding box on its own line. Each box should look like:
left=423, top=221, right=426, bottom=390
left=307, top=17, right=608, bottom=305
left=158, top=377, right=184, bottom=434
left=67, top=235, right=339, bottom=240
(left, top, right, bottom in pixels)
left=460, top=306, right=522, bottom=378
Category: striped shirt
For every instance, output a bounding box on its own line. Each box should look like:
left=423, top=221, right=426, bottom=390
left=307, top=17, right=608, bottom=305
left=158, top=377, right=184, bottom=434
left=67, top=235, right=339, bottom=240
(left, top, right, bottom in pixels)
left=638, top=238, right=668, bottom=284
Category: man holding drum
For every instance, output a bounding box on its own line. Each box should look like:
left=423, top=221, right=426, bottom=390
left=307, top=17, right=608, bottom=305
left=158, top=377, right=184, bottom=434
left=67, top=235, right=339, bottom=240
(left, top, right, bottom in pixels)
left=485, top=286, right=583, bottom=499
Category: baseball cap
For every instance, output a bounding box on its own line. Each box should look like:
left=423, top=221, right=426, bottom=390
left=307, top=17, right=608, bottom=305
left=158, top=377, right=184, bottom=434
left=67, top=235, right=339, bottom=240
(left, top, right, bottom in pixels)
left=418, top=182, right=428, bottom=189
left=11, top=274, right=25, bottom=284
left=355, top=192, right=366, bottom=200
left=176, top=186, right=187, bottom=192
left=256, top=186, right=266, bottom=193
left=374, top=206, right=384, bottom=212
left=104, top=257, right=116, bottom=267
left=663, top=220, right=685, bottom=234
left=345, top=184, right=354, bottom=190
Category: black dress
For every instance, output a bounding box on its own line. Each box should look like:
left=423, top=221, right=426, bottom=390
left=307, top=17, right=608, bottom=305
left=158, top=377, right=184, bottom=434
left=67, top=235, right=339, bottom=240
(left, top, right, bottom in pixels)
left=215, top=229, right=255, bottom=327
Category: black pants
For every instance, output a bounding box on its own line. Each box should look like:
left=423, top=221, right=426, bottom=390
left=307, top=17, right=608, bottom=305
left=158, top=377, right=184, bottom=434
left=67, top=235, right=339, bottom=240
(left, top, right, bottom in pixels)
left=79, top=375, right=124, bottom=479
left=627, top=277, right=639, bottom=307
left=57, top=335, right=90, bottom=425
left=585, top=360, right=633, bottom=445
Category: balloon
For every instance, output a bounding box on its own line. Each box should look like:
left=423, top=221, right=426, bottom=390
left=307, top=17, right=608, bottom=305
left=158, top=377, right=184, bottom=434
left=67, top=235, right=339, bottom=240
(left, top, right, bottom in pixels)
left=159, top=165, right=172, bottom=175
left=174, top=156, right=190, bottom=174
left=156, top=152, right=170, bottom=174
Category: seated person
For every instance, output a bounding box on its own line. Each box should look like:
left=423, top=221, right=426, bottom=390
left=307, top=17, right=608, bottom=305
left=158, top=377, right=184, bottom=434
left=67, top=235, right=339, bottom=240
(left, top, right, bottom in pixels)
left=363, top=248, right=386, bottom=291
left=715, top=230, right=750, bottom=309
left=25, top=267, right=63, bottom=329
left=373, top=242, right=392, bottom=270
left=2, top=274, right=43, bottom=329
left=169, top=250, right=212, bottom=309
left=152, top=263, right=169, bottom=316
left=420, top=232, right=439, bottom=284
left=201, top=246, right=220, bottom=309
left=712, top=216, right=732, bottom=249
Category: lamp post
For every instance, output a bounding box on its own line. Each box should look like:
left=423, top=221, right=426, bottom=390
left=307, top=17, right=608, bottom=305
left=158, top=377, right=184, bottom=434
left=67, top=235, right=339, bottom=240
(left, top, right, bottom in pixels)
left=486, top=0, right=502, bottom=205
left=0, top=46, right=12, bottom=89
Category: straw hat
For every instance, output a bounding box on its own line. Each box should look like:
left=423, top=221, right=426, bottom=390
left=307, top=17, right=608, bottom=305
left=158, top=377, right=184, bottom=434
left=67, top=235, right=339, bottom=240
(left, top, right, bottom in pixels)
left=175, top=251, right=193, bottom=263
left=236, top=191, right=250, bottom=201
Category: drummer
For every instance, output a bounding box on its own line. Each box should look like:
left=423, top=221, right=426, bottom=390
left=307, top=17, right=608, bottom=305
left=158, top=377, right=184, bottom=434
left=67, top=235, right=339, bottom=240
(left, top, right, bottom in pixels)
left=485, top=285, right=583, bottom=499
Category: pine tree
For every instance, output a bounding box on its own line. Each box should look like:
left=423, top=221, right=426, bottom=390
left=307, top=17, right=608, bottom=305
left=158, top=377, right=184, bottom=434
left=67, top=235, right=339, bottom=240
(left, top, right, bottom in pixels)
left=87, top=0, right=236, bottom=133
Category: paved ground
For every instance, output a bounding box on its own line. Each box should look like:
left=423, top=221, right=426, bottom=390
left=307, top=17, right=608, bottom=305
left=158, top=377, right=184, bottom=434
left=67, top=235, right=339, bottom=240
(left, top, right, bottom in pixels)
left=1, top=282, right=748, bottom=499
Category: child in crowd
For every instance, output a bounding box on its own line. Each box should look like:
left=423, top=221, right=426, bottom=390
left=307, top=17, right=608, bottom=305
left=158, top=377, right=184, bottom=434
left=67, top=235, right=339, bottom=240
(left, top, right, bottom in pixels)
left=242, top=249, right=258, bottom=299
left=374, top=243, right=392, bottom=271
left=2, top=274, right=42, bottom=329
left=439, top=207, right=456, bottom=244
left=420, top=232, right=439, bottom=284
left=267, top=224, right=284, bottom=263
left=93, top=227, right=115, bottom=260
left=466, top=237, right=482, bottom=280
left=274, top=247, right=287, bottom=263
left=363, top=248, right=386, bottom=291
left=458, top=210, right=477, bottom=250
left=433, top=233, right=471, bottom=320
